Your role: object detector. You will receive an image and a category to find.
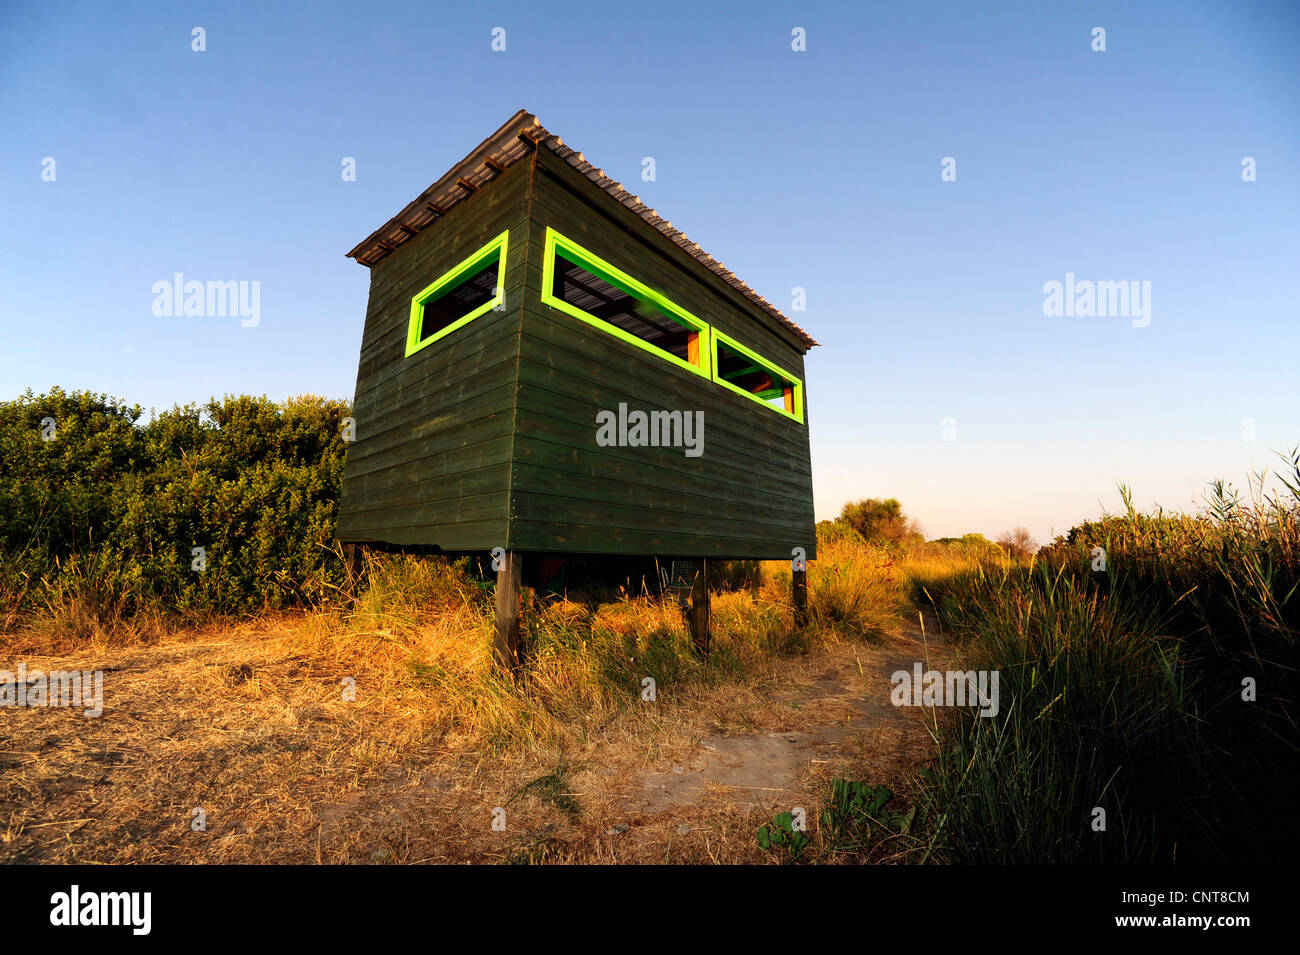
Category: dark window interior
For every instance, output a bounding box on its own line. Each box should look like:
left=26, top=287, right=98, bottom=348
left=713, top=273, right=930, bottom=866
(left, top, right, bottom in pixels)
left=716, top=338, right=791, bottom=405
left=418, top=258, right=499, bottom=340
left=552, top=252, right=696, bottom=362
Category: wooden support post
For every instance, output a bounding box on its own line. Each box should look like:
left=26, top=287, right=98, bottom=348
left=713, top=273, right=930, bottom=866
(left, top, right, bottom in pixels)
left=341, top=542, right=364, bottom=588
left=494, top=550, right=523, bottom=670
left=689, top=558, right=711, bottom=657
left=793, top=567, right=808, bottom=628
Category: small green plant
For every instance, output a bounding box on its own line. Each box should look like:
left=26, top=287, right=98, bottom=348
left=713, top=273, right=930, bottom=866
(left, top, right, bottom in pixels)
left=820, top=779, right=914, bottom=852
left=756, top=810, right=809, bottom=859
left=507, top=757, right=581, bottom=819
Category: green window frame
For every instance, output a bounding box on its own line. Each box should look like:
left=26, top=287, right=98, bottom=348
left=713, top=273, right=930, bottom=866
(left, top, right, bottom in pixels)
left=540, top=227, right=712, bottom=379
left=405, top=230, right=509, bottom=357
left=712, top=329, right=805, bottom=424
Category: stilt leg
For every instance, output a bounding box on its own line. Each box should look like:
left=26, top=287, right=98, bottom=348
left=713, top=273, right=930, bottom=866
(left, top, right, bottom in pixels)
left=793, top=567, right=808, bottom=628
left=342, top=542, right=364, bottom=587
left=494, top=550, right=523, bottom=670
left=689, top=558, right=711, bottom=657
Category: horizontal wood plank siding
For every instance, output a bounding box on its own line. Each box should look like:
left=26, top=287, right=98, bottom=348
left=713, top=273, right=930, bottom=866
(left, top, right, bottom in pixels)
left=508, top=160, right=816, bottom=559
left=338, top=147, right=818, bottom=560
left=336, top=161, right=531, bottom=549
left=530, top=153, right=810, bottom=361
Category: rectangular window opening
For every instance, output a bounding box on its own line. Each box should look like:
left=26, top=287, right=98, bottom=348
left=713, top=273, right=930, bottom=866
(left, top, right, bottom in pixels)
left=713, top=332, right=804, bottom=423
left=541, top=229, right=709, bottom=378
left=406, top=230, right=508, bottom=357
left=420, top=261, right=498, bottom=337
left=552, top=252, right=700, bottom=363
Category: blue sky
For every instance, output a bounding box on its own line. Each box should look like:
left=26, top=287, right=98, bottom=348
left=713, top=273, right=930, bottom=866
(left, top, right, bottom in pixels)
left=2, top=0, right=1297, bottom=543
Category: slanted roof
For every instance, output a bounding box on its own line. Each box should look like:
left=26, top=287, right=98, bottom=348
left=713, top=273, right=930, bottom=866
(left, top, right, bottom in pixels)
left=346, top=110, right=818, bottom=350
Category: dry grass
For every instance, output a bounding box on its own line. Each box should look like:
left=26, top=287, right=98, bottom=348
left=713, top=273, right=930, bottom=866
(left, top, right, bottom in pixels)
left=0, top=549, right=955, bottom=865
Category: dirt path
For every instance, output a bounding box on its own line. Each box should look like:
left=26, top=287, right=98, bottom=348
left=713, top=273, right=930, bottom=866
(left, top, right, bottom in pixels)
left=624, top=610, right=945, bottom=819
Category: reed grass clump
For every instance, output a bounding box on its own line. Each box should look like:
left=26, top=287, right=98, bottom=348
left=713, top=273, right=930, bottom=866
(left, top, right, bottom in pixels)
left=918, top=450, right=1300, bottom=863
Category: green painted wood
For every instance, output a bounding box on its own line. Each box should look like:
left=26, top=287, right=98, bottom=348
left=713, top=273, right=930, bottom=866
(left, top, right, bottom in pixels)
left=527, top=154, right=810, bottom=361
left=511, top=461, right=810, bottom=527
left=344, top=435, right=514, bottom=491
left=355, top=299, right=523, bottom=398
left=509, top=162, right=815, bottom=559
left=336, top=161, right=531, bottom=548
left=513, top=319, right=811, bottom=455
left=357, top=188, right=530, bottom=363
left=346, top=518, right=510, bottom=550
left=337, top=148, right=818, bottom=561
left=343, top=382, right=516, bottom=471
left=509, top=428, right=811, bottom=514
left=506, top=518, right=812, bottom=558
left=344, top=478, right=508, bottom=521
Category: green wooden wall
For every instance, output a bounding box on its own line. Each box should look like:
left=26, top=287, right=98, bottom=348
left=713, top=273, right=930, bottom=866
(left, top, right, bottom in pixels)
left=335, top=161, right=530, bottom=549
left=508, top=153, right=816, bottom=559
left=337, top=150, right=817, bottom=560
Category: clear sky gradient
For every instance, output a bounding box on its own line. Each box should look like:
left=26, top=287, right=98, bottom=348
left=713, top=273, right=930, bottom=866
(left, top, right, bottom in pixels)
left=2, top=1, right=1297, bottom=544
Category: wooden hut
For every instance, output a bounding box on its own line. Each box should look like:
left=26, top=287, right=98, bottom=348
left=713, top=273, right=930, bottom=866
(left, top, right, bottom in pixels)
left=337, top=110, right=818, bottom=664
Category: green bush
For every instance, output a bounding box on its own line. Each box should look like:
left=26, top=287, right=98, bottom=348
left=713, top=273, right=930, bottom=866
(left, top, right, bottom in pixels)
left=0, top=387, right=352, bottom=620
left=815, top=518, right=867, bottom=547
left=836, top=497, right=920, bottom=544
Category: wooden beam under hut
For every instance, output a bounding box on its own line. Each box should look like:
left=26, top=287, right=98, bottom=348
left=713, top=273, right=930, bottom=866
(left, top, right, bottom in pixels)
left=689, top=558, right=711, bottom=657
left=494, top=550, right=523, bottom=669
left=793, top=565, right=808, bottom=628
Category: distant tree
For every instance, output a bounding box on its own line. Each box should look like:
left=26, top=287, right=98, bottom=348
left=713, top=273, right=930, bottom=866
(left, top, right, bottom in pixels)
left=997, top=526, right=1037, bottom=559
left=838, top=498, right=921, bottom=544
left=933, top=532, right=998, bottom=549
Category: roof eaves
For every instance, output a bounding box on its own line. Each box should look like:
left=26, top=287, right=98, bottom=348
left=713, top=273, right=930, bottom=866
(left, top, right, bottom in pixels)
left=346, top=111, right=818, bottom=349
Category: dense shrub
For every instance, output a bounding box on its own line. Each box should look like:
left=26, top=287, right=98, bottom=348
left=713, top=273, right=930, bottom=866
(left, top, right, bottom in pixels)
left=0, top=387, right=351, bottom=621
left=814, top=518, right=867, bottom=547
left=827, top=498, right=923, bottom=546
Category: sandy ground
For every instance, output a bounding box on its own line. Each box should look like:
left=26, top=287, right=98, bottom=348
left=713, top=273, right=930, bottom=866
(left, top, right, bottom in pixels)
left=1, top=611, right=947, bottom=864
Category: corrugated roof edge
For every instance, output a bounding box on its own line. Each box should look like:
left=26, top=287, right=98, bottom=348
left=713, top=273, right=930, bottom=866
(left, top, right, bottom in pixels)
left=345, top=110, right=818, bottom=350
